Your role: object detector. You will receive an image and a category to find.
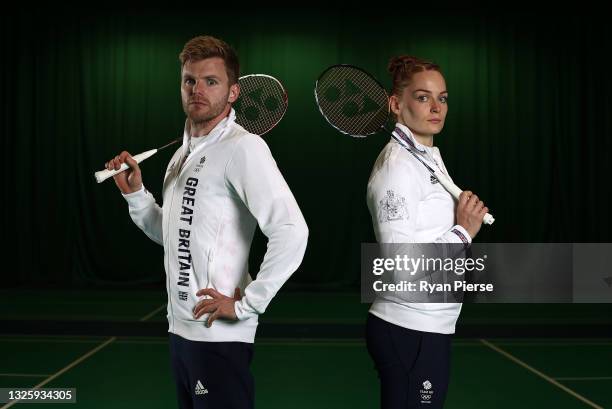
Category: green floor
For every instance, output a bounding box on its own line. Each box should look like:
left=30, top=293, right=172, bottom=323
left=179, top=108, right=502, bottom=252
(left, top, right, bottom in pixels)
left=1, top=290, right=611, bottom=408
left=1, top=336, right=610, bottom=408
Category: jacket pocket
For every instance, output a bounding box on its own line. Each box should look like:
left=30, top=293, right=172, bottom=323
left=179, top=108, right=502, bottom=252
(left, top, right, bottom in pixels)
left=192, top=247, right=213, bottom=291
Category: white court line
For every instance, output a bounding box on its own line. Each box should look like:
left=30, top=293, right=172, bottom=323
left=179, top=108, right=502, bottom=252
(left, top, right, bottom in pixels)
left=0, top=373, right=50, bottom=377
left=0, top=338, right=104, bottom=344
left=555, top=377, right=612, bottom=381
left=0, top=337, right=116, bottom=409
left=139, top=303, right=166, bottom=322
left=492, top=341, right=612, bottom=347
left=0, top=302, right=165, bottom=407
left=481, top=339, right=604, bottom=409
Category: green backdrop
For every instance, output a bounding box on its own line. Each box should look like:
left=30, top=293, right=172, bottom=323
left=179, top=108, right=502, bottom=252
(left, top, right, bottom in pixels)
left=2, top=9, right=610, bottom=288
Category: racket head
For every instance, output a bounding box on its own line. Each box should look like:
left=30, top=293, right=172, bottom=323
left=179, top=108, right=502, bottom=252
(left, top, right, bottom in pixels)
left=234, top=74, right=288, bottom=136
left=314, top=64, right=390, bottom=138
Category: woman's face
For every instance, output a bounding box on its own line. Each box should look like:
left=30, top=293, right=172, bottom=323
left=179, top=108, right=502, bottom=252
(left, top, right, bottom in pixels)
left=390, top=70, right=448, bottom=138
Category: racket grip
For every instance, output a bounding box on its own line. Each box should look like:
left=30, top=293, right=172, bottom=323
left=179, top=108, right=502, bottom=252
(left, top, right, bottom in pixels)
left=435, top=172, right=495, bottom=225
left=94, top=149, right=158, bottom=184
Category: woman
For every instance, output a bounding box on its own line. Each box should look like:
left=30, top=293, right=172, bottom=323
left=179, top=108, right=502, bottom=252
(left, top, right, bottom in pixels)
left=366, top=55, right=488, bottom=408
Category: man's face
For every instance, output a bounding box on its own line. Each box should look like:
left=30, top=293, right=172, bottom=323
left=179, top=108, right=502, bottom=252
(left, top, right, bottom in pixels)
left=181, top=57, right=238, bottom=124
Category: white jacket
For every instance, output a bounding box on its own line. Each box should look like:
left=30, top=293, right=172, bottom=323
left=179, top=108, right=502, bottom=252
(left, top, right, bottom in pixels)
left=122, top=109, right=308, bottom=343
left=366, top=123, right=471, bottom=334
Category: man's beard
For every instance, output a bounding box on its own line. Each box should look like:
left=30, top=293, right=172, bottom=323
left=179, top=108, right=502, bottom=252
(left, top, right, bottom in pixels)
left=182, top=92, right=229, bottom=125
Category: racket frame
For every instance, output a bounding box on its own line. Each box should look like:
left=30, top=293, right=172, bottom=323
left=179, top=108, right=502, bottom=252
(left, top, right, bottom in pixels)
left=314, top=64, right=390, bottom=138
left=235, top=74, right=289, bottom=136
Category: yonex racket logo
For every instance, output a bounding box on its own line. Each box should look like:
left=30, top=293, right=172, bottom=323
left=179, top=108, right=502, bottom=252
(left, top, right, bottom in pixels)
left=234, top=74, right=287, bottom=136
left=234, top=87, right=280, bottom=121
left=322, top=78, right=380, bottom=118
left=315, top=65, right=389, bottom=136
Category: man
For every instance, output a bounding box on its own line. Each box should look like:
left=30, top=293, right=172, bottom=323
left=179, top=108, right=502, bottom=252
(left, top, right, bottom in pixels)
left=105, top=35, right=308, bottom=409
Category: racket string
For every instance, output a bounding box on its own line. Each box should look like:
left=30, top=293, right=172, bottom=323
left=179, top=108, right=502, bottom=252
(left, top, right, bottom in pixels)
left=234, top=75, right=287, bottom=136
left=315, top=66, right=388, bottom=137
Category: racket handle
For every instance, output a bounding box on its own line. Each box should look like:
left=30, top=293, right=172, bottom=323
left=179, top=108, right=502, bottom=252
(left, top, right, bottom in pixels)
left=435, top=172, right=495, bottom=225
left=94, top=149, right=158, bottom=184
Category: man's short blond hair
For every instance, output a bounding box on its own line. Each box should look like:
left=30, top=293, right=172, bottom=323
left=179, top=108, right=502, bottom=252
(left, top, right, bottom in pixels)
left=179, top=35, right=239, bottom=84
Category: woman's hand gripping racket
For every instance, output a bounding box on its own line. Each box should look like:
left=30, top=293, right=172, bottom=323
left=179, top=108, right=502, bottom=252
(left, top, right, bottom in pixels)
left=95, top=74, right=288, bottom=184
left=314, top=64, right=495, bottom=225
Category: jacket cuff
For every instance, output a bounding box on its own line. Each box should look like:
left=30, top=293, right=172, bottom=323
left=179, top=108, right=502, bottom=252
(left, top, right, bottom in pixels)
left=121, top=185, right=150, bottom=207
left=450, top=225, right=472, bottom=248
left=234, top=300, right=257, bottom=321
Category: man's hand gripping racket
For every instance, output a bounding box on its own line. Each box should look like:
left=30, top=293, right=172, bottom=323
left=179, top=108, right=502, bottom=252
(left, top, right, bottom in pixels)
left=95, top=74, right=288, bottom=185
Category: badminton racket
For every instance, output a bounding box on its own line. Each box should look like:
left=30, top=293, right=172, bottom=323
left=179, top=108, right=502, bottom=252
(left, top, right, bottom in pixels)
left=314, top=64, right=494, bottom=225
left=95, top=74, right=288, bottom=183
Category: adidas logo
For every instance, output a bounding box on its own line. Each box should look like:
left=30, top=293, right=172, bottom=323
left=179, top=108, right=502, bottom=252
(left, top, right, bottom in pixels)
left=195, top=380, right=208, bottom=396
left=430, top=175, right=439, bottom=184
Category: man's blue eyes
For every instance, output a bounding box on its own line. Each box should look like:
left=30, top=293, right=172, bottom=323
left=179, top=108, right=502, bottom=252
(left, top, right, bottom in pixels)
left=184, top=79, right=218, bottom=86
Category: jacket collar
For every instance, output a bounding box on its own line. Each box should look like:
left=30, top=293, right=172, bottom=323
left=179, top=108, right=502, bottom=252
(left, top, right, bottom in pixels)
left=393, top=122, right=428, bottom=154
left=181, top=108, right=236, bottom=160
